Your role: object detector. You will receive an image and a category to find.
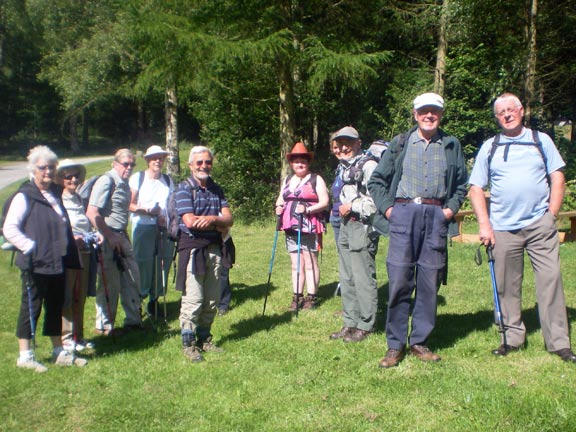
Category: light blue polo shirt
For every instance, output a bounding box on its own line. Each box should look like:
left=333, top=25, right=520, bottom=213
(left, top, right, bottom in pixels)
left=469, top=128, right=565, bottom=231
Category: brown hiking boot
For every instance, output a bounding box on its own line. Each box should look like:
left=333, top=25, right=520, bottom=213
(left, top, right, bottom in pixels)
left=288, top=294, right=305, bottom=312
left=183, top=345, right=204, bottom=363
left=302, top=294, right=318, bottom=310
left=379, top=348, right=406, bottom=368
left=330, top=326, right=354, bottom=340
left=198, top=336, right=224, bottom=353
left=343, top=328, right=371, bottom=343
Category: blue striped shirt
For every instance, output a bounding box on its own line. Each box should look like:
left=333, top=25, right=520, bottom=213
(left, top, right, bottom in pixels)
left=175, top=177, right=229, bottom=240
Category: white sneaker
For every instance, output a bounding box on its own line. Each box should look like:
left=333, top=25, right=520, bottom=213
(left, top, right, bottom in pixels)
left=52, top=350, right=88, bottom=367
left=63, top=340, right=95, bottom=353
left=17, top=357, right=48, bottom=373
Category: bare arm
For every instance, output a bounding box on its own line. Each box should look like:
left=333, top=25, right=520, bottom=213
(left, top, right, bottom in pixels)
left=86, top=204, right=122, bottom=251
left=469, top=185, right=494, bottom=246
left=548, top=170, right=565, bottom=217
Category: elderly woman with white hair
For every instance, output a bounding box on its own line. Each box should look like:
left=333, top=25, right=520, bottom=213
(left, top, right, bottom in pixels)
left=2, top=145, right=87, bottom=372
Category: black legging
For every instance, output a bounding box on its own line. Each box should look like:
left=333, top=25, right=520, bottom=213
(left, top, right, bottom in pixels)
left=16, top=272, right=65, bottom=339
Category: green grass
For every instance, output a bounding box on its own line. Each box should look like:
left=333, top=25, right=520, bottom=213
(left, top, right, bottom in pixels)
left=2, top=160, right=576, bottom=431
left=2, top=218, right=576, bottom=431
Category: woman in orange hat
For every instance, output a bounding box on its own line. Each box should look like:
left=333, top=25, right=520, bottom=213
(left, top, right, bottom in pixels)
left=275, top=142, right=329, bottom=311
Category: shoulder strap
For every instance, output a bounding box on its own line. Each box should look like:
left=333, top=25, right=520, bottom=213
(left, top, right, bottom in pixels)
left=162, top=173, right=170, bottom=186
left=487, top=129, right=548, bottom=176
left=137, top=171, right=145, bottom=191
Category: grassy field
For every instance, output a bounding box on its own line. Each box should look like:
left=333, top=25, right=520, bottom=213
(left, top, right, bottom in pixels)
left=1, top=163, right=576, bottom=431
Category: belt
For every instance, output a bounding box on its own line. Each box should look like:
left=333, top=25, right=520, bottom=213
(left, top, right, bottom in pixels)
left=395, top=197, right=444, bottom=206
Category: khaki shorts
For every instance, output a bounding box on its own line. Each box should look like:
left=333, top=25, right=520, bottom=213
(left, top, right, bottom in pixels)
left=285, top=232, right=318, bottom=253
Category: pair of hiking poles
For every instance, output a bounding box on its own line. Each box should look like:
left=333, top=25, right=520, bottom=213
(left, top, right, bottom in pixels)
left=262, top=213, right=304, bottom=317
left=476, top=244, right=507, bottom=347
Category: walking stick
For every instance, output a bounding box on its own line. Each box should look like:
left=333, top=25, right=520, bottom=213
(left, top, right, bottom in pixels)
left=159, top=229, right=168, bottom=324
left=71, top=270, right=81, bottom=362
left=294, top=212, right=303, bottom=317
left=475, top=245, right=507, bottom=347
left=24, top=266, right=36, bottom=350
left=486, top=245, right=507, bottom=347
left=262, top=216, right=282, bottom=316
left=97, top=248, right=116, bottom=343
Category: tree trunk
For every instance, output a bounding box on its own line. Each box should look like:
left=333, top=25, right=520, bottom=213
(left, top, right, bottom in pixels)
left=434, top=0, right=449, bottom=96
left=165, top=87, right=180, bottom=179
left=524, top=0, right=538, bottom=125
left=278, top=60, right=296, bottom=180
left=69, top=113, right=80, bottom=154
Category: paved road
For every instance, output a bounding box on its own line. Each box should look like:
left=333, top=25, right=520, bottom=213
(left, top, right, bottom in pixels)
left=0, top=156, right=112, bottom=191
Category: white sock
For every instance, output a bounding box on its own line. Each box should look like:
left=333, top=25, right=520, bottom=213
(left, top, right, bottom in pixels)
left=19, top=350, right=34, bottom=361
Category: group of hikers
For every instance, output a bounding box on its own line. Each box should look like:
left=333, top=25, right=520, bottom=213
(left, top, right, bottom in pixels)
left=3, top=91, right=576, bottom=373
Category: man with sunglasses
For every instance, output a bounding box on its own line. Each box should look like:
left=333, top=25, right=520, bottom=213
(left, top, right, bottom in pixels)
left=174, top=146, right=233, bottom=362
left=368, top=93, right=468, bottom=368
left=87, top=148, right=142, bottom=336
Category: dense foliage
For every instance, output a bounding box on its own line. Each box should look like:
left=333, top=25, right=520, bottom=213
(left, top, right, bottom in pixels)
left=1, top=0, right=575, bottom=220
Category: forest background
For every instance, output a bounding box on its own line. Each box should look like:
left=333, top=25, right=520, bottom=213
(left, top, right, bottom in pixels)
left=1, top=0, right=575, bottom=220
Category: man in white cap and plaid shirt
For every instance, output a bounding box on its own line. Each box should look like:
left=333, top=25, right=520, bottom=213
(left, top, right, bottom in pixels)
left=369, top=93, right=468, bottom=368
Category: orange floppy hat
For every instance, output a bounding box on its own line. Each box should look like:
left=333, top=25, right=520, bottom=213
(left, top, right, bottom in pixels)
left=286, top=142, right=314, bottom=162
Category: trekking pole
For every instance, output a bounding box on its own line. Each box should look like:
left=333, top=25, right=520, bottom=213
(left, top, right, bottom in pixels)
left=24, top=265, right=37, bottom=350
left=294, top=212, right=303, bottom=317
left=97, top=247, right=116, bottom=343
left=262, top=215, right=282, bottom=316
left=153, top=230, right=159, bottom=322
left=71, top=270, right=81, bottom=362
left=486, top=245, right=507, bottom=347
left=159, top=229, right=168, bottom=324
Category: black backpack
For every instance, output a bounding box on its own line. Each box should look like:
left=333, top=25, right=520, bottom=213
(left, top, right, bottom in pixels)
left=487, top=128, right=547, bottom=179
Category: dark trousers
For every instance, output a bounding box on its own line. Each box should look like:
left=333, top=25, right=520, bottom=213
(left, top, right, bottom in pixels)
left=219, top=266, right=231, bottom=311
left=16, top=271, right=65, bottom=339
left=385, top=203, right=447, bottom=349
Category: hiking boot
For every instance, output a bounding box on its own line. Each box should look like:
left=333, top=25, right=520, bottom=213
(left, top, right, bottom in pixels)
left=378, top=348, right=406, bottom=368
left=491, top=344, right=522, bottom=357
left=198, top=337, right=224, bottom=353
left=17, top=357, right=48, bottom=373
left=302, top=294, right=318, bottom=310
left=52, top=350, right=88, bottom=367
left=330, top=326, right=354, bottom=340
left=343, top=328, right=371, bottom=343
left=410, top=344, right=441, bottom=362
left=288, top=294, right=305, bottom=312
left=551, top=348, right=576, bottom=363
left=183, top=346, right=204, bottom=363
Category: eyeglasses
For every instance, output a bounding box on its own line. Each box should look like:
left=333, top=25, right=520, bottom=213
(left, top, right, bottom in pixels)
left=495, top=107, right=520, bottom=118
left=416, top=108, right=442, bottom=116
left=63, top=173, right=80, bottom=180
left=36, top=165, right=56, bottom=172
left=116, top=161, right=136, bottom=168
left=194, top=159, right=213, bottom=167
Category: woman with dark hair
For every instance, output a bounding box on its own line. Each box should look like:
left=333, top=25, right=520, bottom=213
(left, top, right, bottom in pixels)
left=3, top=146, right=86, bottom=372
left=275, top=142, right=329, bottom=311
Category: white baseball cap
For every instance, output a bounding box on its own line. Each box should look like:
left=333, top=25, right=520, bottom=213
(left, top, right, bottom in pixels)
left=413, top=93, right=444, bottom=110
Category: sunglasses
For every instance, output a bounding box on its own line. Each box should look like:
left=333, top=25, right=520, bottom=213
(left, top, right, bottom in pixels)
left=194, top=159, right=213, bottom=167
left=36, top=164, right=56, bottom=172
left=116, top=161, right=136, bottom=168
left=63, top=173, right=80, bottom=180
